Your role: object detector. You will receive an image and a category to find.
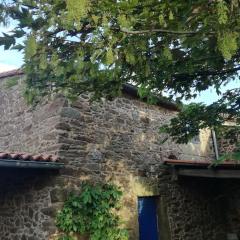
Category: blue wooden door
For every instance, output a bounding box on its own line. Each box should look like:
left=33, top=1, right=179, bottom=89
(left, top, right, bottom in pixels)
left=138, top=197, right=159, bottom=240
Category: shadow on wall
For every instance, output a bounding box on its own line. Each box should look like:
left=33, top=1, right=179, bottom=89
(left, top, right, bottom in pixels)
left=163, top=177, right=236, bottom=240
left=157, top=196, right=172, bottom=240
left=0, top=161, right=240, bottom=240
left=0, top=168, right=61, bottom=240
left=221, top=179, right=240, bottom=238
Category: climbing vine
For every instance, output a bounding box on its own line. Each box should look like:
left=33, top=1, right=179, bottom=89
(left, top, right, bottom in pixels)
left=56, top=182, right=129, bottom=240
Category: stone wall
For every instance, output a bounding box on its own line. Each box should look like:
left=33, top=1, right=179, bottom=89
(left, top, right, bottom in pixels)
left=160, top=176, right=228, bottom=240
left=217, top=125, right=240, bottom=157
left=55, top=93, right=215, bottom=239
left=0, top=168, right=57, bottom=240
left=58, top=93, right=214, bottom=173
left=0, top=75, right=238, bottom=240
left=0, top=75, right=65, bottom=155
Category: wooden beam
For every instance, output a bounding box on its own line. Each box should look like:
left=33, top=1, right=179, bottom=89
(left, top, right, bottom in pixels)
left=176, top=168, right=240, bottom=179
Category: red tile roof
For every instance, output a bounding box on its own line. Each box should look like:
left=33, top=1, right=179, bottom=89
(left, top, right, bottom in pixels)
left=0, top=69, right=24, bottom=79
left=0, top=151, right=59, bottom=162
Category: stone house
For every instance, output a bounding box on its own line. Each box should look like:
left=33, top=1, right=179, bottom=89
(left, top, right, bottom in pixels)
left=0, top=70, right=239, bottom=240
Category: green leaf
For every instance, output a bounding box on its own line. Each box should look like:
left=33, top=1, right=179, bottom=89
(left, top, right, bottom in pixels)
left=217, top=32, right=238, bottom=60
left=11, top=44, right=24, bottom=51
left=25, top=35, right=37, bottom=59
left=106, top=48, right=114, bottom=65
left=159, top=14, right=165, bottom=26
left=169, top=10, right=174, bottom=20
left=56, top=182, right=128, bottom=240
left=118, top=15, right=130, bottom=28
left=163, top=46, right=172, bottom=61
left=217, top=1, right=229, bottom=25
left=39, top=53, right=47, bottom=70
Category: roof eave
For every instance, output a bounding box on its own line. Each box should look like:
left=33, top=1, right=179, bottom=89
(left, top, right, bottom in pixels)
left=122, top=83, right=180, bottom=111
left=0, top=70, right=180, bottom=111
left=0, top=69, right=24, bottom=79
left=164, top=159, right=240, bottom=179
left=0, top=159, right=64, bottom=169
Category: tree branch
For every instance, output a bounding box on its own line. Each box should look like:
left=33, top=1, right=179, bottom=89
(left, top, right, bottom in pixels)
left=120, top=27, right=213, bottom=35
left=174, top=66, right=240, bottom=78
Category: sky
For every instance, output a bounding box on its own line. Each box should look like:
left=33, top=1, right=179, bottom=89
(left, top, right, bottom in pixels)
left=0, top=24, right=23, bottom=72
left=0, top=25, right=239, bottom=105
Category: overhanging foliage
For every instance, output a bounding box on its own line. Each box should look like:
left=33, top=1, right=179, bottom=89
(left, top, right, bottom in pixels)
left=0, top=0, right=239, bottom=143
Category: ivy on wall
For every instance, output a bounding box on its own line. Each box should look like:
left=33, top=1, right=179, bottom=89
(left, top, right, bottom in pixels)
left=56, top=182, right=129, bottom=240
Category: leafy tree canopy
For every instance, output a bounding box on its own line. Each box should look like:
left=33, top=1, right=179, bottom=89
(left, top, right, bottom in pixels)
left=0, top=0, right=239, bottom=143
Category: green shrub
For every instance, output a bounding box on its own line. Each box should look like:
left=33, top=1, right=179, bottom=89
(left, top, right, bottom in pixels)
left=56, top=182, right=129, bottom=240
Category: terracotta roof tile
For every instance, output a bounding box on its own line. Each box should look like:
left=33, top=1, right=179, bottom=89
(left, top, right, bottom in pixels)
left=0, top=152, right=8, bottom=158
left=0, top=151, right=59, bottom=162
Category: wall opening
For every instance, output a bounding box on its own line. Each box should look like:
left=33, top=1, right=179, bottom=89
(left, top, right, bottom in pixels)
left=138, top=196, right=159, bottom=240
